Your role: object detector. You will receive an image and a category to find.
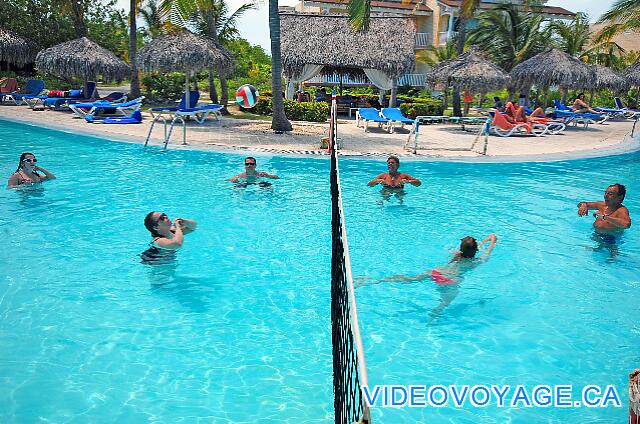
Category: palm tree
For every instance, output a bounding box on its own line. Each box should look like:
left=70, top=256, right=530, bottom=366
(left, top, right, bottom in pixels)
left=129, top=0, right=141, bottom=98
left=467, top=4, right=551, bottom=72
left=451, top=0, right=480, bottom=116
left=417, top=42, right=457, bottom=66
left=268, top=0, right=292, bottom=132
left=594, top=0, right=640, bottom=43
left=161, top=0, right=254, bottom=111
left=552, top=12, right=591, bottom=60
left=140, top=0, right=164, bottom=39
left=55, top=0, right=88, bottom=38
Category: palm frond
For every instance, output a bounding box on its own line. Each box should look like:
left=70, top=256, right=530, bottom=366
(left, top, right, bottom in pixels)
left=348, top=0, right=371, bottom=32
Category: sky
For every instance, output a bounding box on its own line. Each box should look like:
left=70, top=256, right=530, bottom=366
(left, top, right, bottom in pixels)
left=116, top=0, right=615, bottom=54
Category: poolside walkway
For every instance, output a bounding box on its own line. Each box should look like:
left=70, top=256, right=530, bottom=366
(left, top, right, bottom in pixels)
left=1, top=105, right=639, bottom=162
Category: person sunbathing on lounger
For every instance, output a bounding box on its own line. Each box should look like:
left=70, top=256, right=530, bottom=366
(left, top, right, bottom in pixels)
left=573, top=93, right=603, bottom=114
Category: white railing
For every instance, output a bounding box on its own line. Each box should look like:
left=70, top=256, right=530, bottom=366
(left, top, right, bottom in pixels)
left=397, top=73, right=426, bottom=87
left=438, top=31, right=458, bottom=45
left=306, top=73, right=425, bottom=87
left=415, top=32, right=430, bottom=47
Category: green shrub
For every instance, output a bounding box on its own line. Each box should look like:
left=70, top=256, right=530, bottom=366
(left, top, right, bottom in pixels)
left=141, top=72, right=186, bottom=102
left=399, top=99, right=443, bottom=118
left=253, top=97, right=329, bottom=122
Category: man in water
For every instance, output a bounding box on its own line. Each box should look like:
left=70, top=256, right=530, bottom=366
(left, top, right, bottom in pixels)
left=367, top=155, right=421, bottom=189
left=577, top=184, right=631, bottom=231
left=228, top=156, right=279, bottom=185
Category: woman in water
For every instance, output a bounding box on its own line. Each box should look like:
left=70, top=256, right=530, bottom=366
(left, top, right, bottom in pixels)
left=140, top=212, right=197, bottom=264
left=7, top=152, right=56, bottom=188
left=358, top=234, right=497, bottom=321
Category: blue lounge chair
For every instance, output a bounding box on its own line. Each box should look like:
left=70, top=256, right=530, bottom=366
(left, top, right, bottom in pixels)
left=7, top=80, right=45, bottom=105
left=356, top=108, right=390, bottom=132
left=69, top=96, right=145, bottom=118
left=614, top=97, right=640, bottom=119
left=381, top=108, right=414, bottom=133
left=150, top=91, right=200, bottom=115
left=41, top=83, right=110, bottom=110
left=144, top=104, right=224, bottom=149
left=553, top=100, right=608, bottom=126
left=85, top=109, right=142, bottom=124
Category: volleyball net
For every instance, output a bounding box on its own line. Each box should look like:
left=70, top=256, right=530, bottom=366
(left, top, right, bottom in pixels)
left=329, top=93, right=372, bottom=424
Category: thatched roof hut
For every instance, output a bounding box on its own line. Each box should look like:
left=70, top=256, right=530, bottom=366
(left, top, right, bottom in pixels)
left=0, top=28, right=37, bottom=66
left=35, top=37, right=129, bottom=81
left=426, top=50, right=510, bottom=92
left=591, top=64, right=628, bottom=91
left=137, top=31, right=235, bottom=75
left=625, top=61, right=640, bottom=86
left=279, top=12, right=415, bottom=80
left=509, top=48, right=594, bottom=89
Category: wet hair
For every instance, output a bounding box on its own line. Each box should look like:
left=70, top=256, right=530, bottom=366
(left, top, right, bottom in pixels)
left=459, top=236, right=479, bottom=258
left=609, top=183, right=626, bottom=201
left=17, top=152, right=36, bottom=171
left=144, top=212, right=163, bottom=238
left=576, top=93, right=585, bottom=99
left=387, top=155, right=400, bottom=165
left=245, top=156, right=256, bottom=164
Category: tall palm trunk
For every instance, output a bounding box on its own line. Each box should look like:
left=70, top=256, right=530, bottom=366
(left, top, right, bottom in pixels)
left=129, top=0, right=141, bottom=98
left=268, top=0, right=292, bottom=132
left=219, top=73, right=230, bottom=114
left=71, top=1, right=87, bottom=38
left=452, top=16, right=467, bottom=117
left=208, top=68, right=219, bottom=103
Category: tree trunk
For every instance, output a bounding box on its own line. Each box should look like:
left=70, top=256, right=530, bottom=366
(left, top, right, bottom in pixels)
left=129, top=0, right=140, bottom=98
left=389, top=79, right=397, bottom=108
left=268, top=0, right=292, bottom=132
left=442, top=89, right=448, bottom=111
left=208, top=68, right=218, bottom=103
left=452, top=15, right=467, bottom=117
left=561, top=87, right=568, bottom=105
left=220, top=72, right=230, bottom=115
left=71, top=1, right=87, bottom=38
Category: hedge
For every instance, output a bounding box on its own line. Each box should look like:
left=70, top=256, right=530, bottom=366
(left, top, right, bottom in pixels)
left=400, top=99, right=443, bottom=118
left=254, top=97, right=329, bottom=122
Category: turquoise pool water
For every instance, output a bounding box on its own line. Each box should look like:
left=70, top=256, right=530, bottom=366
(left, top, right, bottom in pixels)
left=1, top=118, right=638, bottom=423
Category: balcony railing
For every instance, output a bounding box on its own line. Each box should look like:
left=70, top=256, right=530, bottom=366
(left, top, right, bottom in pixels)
left=438, top=31, right=458, bottom=45
left=305, top=73, right=426, bottom=88
left=397, top=74, right=425, bottom=87
left=415, top=32, right=431, bottom=48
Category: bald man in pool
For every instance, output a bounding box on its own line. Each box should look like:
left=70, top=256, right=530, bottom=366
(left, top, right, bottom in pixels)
left=577, top=183, right=631, bottom=231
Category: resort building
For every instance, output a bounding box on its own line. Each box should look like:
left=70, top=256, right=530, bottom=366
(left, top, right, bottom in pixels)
left=283, top=0, right=575, bottom=87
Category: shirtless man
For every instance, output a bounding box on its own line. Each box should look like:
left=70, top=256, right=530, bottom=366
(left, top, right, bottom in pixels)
left=577, top=184, right=631, bottom=231
left=367, top=156, right=421, bottom=188
left=228, top=156, right=279, bottom=183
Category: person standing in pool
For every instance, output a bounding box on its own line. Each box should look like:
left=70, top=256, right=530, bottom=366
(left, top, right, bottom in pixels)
left=367, top=155, right=421, bottom=189
left=7, top=152, right=56, bottom=188
left=577, top=184, right=631, bottom=231
left=228, top=157, right=279, bottom=185
left=140, top=212, right=197, bottom=264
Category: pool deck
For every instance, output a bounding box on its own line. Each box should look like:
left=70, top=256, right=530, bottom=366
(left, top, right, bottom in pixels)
left=1, top=104, right=639, bottom=162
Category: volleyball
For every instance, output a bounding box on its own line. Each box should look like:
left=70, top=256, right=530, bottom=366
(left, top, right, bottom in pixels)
left=235, top=84, right=259, bottom=108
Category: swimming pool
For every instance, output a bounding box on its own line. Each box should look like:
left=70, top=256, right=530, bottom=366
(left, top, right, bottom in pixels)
left=1, top=118, right=638, bottom=423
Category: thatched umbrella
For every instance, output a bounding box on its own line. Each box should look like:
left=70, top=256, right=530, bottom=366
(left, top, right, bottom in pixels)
left=510, top=48, right=595, bottom=104
left=591, top=64, right=628, bottom=91
left=624, top=61, right=640, bottom=107
left=427, top=50, right=510, bottom=92
left=0, top=28, right=37, bottom=66
left=137, top=31, right=235, bottom=108
left=36, top=37, right=130, bottom=96
left=426, top=50, right=509, bottom=109
left=626, top=61, right=640, bottom=86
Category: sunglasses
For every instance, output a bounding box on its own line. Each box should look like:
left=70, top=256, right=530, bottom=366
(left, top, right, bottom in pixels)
left=23, top=158, right=37, bottom=163
left=155, top=213, right=168, bottom=225
left=245, top=162, right=256, bottom=166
